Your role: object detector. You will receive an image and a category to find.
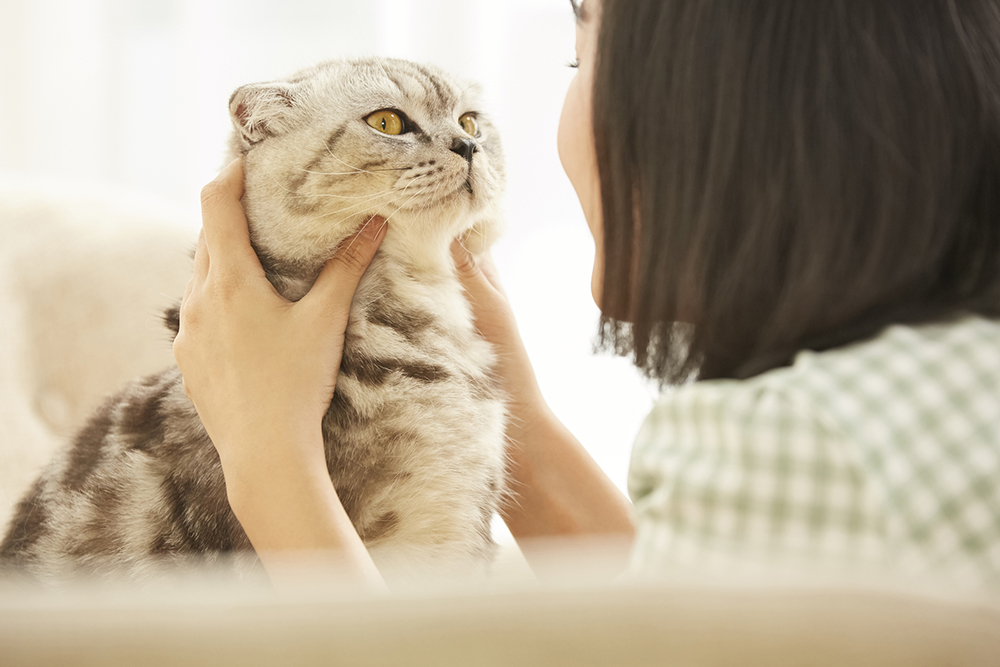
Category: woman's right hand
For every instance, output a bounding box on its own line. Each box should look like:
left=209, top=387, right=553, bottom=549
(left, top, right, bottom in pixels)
left=450, top=239, right=635, bottom=568
left=449, top=240, right=549, bottom=431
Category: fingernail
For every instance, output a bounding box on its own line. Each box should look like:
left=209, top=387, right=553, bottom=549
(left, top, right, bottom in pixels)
left=217, top=157, right=240, bottom=179
left=360, top=218, right=386, bottom=240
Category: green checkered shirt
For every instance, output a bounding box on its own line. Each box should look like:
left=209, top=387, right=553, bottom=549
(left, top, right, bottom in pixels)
left=629, top=315, right=1000, bottom=585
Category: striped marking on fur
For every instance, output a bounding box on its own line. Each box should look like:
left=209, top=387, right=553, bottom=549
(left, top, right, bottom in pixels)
left=286, top=122, right=350, bottom=214
left=61, top=401, right=115, bottom=491
left=340, top=349, right=451, bottom=386
left=120, top=379, right=173, bottom=452
left=325, top=385, right=365, bottom=432
left=0, top=478, right=48, bottom=560
left=365, top=511, right=400, bottom=541
left=403, top=62, right=457, bottom=115
left=366, top=299, right=435, bottom=344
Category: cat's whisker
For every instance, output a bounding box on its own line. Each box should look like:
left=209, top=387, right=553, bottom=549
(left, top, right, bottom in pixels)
left=380, top=185, right=430, bottom=226
left=262, top=173, right=399, bottom=201
left=307, top=190, right=405, bottom=230
left=288, top=190, right=399, bottom=229
left=323, top=147, right=388, bottom=175
left=341, top=185, right=430, bottom=255
left=463, top=225, right=486, bottom=244
left=367, top=180, right=424, bottom=224
left=373, top=58, right=396, bottom=93
left=297, top=166, right=411, bottom=176
left=308, top=208, right=384, bottom=230
left=350, top=215, right=380, bottom=244
left=370, top=210, right=393, bottom=238
left=342, top=190, right=424, bottom=253
left=292, top=190, right=399, bottom=200
left=300, top=190, right=402, bottom=226
left=335, top=185, right=409, bottom=209
left=369, top=201, right=399, bottom=232
left=341, top=213, right=386, bottom=255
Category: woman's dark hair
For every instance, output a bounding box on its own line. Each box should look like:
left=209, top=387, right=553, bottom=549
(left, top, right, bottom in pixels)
left=593, top=0, right=1000, bottom=383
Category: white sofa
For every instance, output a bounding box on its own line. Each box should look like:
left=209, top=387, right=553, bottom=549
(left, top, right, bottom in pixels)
left=1, top=183, right=997, bottom=666
left=1, top=576, right=999, bottom=666
left=0, top=182, right=193, bottom=527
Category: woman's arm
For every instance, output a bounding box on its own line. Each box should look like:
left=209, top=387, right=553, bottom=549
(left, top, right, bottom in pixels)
left=173, top=159, right=386, bottom=591
left=450, top=241, right=636, bottom=574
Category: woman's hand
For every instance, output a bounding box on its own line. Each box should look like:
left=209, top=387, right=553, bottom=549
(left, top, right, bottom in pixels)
left=449, top=240, right=548, bottom=429
left=173, top=158, right=386, bottom=590
left=450, top=240, right=635, bottom=571
left=175, top=158, right=386, bottom=475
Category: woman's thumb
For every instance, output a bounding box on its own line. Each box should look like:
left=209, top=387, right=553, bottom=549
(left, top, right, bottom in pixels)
left=451, top=238, right=481, bottom=280
left=450, top=238, right=506, bottom=304
left=304, top=217, right=387, bottom=311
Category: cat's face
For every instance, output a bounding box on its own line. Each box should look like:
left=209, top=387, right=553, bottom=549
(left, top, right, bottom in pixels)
left=227, top=58, right=505, bottom=279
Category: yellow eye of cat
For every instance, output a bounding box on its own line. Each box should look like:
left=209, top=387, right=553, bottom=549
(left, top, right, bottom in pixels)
left=459, top=113, right=479, bottom=137
left=366, top=110, right=404, bottom=135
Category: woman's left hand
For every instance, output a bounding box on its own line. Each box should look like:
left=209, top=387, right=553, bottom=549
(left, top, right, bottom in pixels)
left=173, top=157, right=387, bottom=488
left=173, top=158, right=387, bottom=590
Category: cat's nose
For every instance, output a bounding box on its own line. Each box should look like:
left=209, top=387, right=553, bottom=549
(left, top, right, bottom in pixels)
left=450, top=137, right=478, bottom=164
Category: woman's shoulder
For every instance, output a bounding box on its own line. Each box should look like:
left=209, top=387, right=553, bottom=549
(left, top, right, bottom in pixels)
left=631, top=314, right=1000, bottom=523
left=791, top=314, right=1000, bottom=394
left=641, top=314, right=1000, bottom=440
left=628, top=316, right=1000, bottom=581
left=785, top=314, right=1000, bottom=450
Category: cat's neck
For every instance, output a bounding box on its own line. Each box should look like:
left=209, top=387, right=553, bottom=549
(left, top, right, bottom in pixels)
left=377, top=229, right=457, bottom=280
left=253, top=204, right=467, bottom=302
left=261, top=233, right=459, bottom=304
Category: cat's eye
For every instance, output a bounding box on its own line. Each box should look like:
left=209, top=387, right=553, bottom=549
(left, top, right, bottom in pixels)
left=366, top=109, right=405, bottom=135
left=459, top=113, right=479, bottom=137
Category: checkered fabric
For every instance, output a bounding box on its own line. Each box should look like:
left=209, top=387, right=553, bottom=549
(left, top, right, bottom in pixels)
left=628, top=316, right=1000, bottom=585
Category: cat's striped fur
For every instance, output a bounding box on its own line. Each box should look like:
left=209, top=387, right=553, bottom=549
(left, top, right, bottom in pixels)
left=0, top=58, right=508, bottom=586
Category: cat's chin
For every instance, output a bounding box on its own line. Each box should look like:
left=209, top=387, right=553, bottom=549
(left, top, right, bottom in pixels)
left=257, top=224, right=461, bottom=300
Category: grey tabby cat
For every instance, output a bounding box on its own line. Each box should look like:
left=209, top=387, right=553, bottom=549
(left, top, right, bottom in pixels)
left=0, top=58, right=507, bottom=586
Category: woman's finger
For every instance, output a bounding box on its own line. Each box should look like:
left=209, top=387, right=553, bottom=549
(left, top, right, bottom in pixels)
left=192, top=229, right=209, bottom=284
left=303, top=216, right=387, bottom=314
left=181, top=275, right=195, bottom=307
left=199, top=157, right=260, bottom=276
left=450, top=239, right=506, bottom=305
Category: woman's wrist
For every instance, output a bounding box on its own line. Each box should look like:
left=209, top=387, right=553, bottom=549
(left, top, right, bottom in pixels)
left=504, top=392, right=555, bottom=448
left=501, top=400, right=635, bottom=538
left=218, top=427, right=382, bottom=585
left=225, top=453, right=384, bottom=591
left=217, top=423, right=329, bottom=518
left=226, top=463, right=338, bottom=548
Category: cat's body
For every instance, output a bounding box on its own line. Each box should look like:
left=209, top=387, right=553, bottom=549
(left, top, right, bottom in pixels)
left=0, top=58, right=508, bottom=586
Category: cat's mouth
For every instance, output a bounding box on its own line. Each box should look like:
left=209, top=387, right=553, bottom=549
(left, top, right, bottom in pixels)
left=464, top=178, right=473, bottom=195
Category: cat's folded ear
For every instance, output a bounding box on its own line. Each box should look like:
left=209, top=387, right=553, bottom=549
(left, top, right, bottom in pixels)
left=229, top=82, right=301, bottom=146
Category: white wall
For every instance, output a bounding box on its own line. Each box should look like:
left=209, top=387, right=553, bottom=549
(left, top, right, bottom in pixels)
left=0, top=0, right=656, bottom=499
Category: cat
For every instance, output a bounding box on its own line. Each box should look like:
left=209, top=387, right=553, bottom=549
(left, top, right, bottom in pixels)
left=0, top=57, right=508, bottom=587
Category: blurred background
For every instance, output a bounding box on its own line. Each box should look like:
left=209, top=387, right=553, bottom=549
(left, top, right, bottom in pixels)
left=0, top=0, right=656, bottom=517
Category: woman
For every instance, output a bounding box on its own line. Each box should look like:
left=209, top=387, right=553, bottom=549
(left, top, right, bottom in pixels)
left=175, top=0, right=1000, bottom=589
